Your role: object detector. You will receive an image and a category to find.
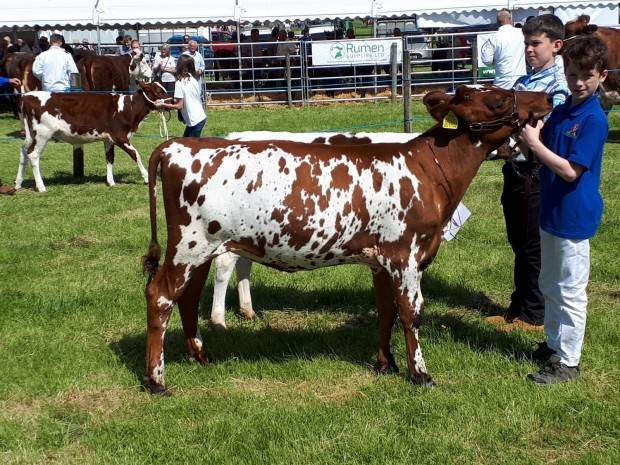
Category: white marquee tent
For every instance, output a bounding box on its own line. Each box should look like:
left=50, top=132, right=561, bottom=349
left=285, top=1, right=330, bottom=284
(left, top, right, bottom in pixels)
left=1, top=0, right=618, bottom=32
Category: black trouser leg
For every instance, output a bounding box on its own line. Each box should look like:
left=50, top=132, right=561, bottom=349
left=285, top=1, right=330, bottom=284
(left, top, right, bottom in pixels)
left=501, top=163, right=545, bottom=325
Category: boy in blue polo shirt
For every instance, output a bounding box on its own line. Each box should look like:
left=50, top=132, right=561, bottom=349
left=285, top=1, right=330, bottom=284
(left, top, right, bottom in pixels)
left=520, top=35, right=609, bottom=384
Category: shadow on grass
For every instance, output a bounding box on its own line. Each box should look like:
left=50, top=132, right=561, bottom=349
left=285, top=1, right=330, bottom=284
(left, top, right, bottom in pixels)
left=111, top=272, right=526, bottom=389
left=5, top=130, right=23, bottom=139
left=607, top=129, right=620, bottom=143
left=17, top=171, right=142, bottom=189
left=110, top=322, right=378, bottom=387
left=199, top=270, right=504, bottom=318
left=111, top=310, right=529, bottom=390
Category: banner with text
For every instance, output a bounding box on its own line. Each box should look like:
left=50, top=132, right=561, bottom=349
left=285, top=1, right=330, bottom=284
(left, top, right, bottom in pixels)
left=312, top=39, right=402, bottom=66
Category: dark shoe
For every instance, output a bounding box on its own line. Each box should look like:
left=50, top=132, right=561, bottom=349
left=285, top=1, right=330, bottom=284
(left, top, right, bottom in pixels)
left=504, top=305, right=521, bottom=323
left=531, top=342, right=555, bottom=364
left=527, top=356, right=580, bottom=385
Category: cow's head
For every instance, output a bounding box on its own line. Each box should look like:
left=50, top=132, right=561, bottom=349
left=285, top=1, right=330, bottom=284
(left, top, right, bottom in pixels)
left=423, top=85, right=552, bottom=150
left=565, top=15, right=598, bottom=38
left=138, top=82, right=171, bottom=107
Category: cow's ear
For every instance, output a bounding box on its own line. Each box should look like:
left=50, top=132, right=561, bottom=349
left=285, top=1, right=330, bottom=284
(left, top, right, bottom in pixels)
left=423, top=90, right=453, bottom=122
left=587, top=24, right=598, bottom=33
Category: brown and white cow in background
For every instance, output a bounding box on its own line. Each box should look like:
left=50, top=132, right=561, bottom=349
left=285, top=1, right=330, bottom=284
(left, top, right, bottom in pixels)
left=209, top=131, right=470, bottom=329
left=16, top=82, right=169, bottom=192
left=78, top=52, right=152, bottom=92
left=565, top=15, right=620, bottom=109
left=142, top=85, right=552, bottom=394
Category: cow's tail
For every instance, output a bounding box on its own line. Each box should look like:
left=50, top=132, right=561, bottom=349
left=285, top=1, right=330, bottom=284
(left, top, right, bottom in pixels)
left=142, top=148, right=164, bottom=282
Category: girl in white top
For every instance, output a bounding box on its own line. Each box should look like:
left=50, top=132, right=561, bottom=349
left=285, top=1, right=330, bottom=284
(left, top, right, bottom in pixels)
left=152, top=44, right=176, bottom=95
left=155, top=54, right=207, bottom=137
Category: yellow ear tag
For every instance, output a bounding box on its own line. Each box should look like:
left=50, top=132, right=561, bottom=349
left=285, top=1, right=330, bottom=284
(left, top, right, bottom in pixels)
left=442, top=111, right=459, bottom=130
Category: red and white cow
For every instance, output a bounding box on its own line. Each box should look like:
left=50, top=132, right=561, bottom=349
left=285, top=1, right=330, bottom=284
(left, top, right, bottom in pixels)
left=142, top=85, right=552, bottom=394
left=77, top=52, right=152, bottom=92
left=207, top=132, right=473, bottom=328
left=212, top=131, right=476, bottom=329
left=565, top=15, right=620, bottom=109
left=15, top=82, right=169, bottom=192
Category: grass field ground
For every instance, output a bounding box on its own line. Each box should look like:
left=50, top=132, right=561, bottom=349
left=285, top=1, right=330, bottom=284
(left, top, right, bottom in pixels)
left=0, top=101, right=618, bottom=465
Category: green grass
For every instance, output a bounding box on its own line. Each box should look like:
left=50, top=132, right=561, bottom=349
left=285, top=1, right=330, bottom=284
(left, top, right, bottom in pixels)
left=0, top=102, right=618, bottom=465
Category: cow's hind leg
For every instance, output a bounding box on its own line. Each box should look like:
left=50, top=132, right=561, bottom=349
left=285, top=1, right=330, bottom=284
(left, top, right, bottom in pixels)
left=373, top=269, right=399, bottom=374
left=178, top=261, right=212, bottom=363
left=235, top=256, right=255, bottom=320
left=20, top=134, right=49, bottom=192
left=104, top=141, right=116, bottom=186
left=388, top=266, right=435, bottom=387
left=15, top=146, right=30, bottom=190
left=144, top=265, right=177, bottom=395
left=116, top=141, right=148, bottom=183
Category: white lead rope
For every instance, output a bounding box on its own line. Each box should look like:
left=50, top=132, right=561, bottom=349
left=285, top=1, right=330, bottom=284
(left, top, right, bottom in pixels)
left=158, top=111, right=169, bottom=140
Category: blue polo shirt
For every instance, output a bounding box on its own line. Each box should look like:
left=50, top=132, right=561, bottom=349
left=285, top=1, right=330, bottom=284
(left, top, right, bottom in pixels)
left=540, top=94, right=608, bottom=239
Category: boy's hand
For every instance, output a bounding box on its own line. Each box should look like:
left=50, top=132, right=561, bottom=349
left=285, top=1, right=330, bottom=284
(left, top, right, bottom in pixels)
left=520, top=120, right=543, bottom=149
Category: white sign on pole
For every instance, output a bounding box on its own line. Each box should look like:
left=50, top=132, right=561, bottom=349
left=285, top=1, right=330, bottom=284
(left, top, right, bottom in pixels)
left=312, top=39, right=402, bottom=66
left=476, top=32, right=496, bottom=79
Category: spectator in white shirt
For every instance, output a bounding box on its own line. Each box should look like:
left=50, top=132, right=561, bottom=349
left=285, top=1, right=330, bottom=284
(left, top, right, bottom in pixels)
left=32, top=34, right=79, bottom=92
left=182, top=40, right=205, bottom=99
left=481, top=10, right=526, bottom=89
left=152, top=44, right=176, bottom=96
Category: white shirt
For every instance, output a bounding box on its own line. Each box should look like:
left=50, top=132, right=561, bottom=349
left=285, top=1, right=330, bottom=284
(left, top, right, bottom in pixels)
left=481, top=24, right=526, bottom=90
left=152, top=54, right=176, bottom=83
left=182, top=50, right=205, bottom=73
left=174, top=76, right=206, bottom=127
left=32, top=45, right=79, bottom=92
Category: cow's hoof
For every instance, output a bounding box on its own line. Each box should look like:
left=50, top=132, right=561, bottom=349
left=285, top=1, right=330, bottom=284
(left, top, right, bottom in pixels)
left=210, top=319, right=227, bottom=331
left=376, top=364, right=399, bottom=375
left=239, top=307, right=256, bottom=320
left=188, top=351, right=209, bottom=365
left=410, top=373, right=436, bottom=388
left=376, top=355, right=400, bottom=375
left=376, top=353, right=399, bottom=375
left=144, top=380, right=170, bottom=396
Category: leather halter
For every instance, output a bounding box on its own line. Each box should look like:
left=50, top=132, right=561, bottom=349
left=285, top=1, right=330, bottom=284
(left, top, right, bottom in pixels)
left=467, top=90, right=520, bottom=132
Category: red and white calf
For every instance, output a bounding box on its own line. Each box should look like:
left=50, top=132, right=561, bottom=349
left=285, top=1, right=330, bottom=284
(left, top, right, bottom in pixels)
left=142, top=85, right=552, bottom=394
left=15, top=82, right=169, bottom=192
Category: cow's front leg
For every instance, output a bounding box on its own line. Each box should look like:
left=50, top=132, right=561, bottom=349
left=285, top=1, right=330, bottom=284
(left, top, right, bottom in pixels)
left=178, top=261, right=212, bottom=363
left=211, top=253, right=238, bottom=329
left=117, top=141, right=148, bottom=183
left=373, top=269, right=399, bottom=374
left=390, top=267, right=435, bottom=387
left=235, top=256, right=255, bottom=320
left=104, top=141, right=116, bottom=186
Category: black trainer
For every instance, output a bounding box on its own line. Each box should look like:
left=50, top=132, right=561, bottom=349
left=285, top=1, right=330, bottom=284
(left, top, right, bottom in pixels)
left=531, top=342, right=556, bottom=364
left=527, top=355, right=580, bottom=385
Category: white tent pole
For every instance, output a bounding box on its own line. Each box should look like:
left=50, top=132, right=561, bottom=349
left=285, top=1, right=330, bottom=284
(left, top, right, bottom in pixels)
left=94, top=0, right=101, bottom=54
